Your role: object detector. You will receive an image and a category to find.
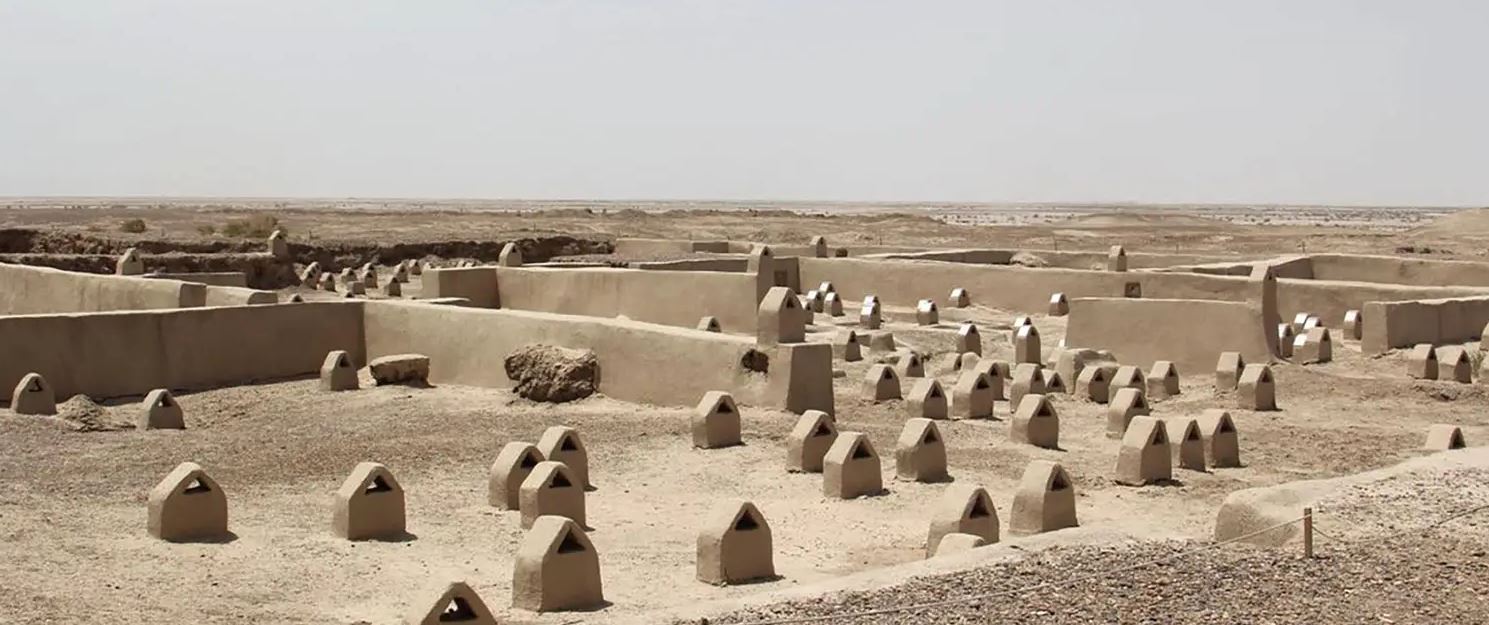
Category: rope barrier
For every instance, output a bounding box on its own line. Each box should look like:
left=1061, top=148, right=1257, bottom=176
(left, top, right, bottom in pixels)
left=1310, top=525, right=1343, bottom=543
left=726, top=501, right=1489, bottom=625
left=1312, top=502, right=1489, bottom=546
left=729, top=516, right=1307, bottom=625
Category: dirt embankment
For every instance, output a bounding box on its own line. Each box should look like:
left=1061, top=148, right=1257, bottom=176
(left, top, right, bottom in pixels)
left=284, top=236, right=611, bottom=268
left=0, top=252, right=298, bottom=289
left=0, top=228, right=612, bottom=288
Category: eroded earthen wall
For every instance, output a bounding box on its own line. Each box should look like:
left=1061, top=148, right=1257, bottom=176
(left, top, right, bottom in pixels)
left=796, top=257, right=1489, bottom=325
left=1362, top=296, right=1489, bottom=353
left=0, top=263, right=207, bottom=314
left=1064, top=298, right=1272, bottom=371
left=493, top=267, right=761, bottom=332
left=0, top=302, right=364, bottom=400
left=362, top=301, right=833, bottom=412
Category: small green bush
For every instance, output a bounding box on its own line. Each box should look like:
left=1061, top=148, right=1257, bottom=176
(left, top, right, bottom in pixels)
left=196, top=224, right=216, bottom=236
left=119, top=218, right=147, bottom=234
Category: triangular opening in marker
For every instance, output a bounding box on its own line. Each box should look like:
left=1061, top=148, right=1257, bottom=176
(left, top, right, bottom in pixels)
left=365, top=475, right=393, bottom=494
left=786, top=299, right=797, bottom=309
left=519, top=452, right=539, bottom=469
left=717, top=402, right=734, bottom=414
left=1050, top=473, right=1070, bottom=490
left=968, top=497, right=990, bottom=518
left=851, top=443, right=873, bottom=459
left=337, top=355, right=350, bottom=368
left=550, top=472, right=573, bottom=488
left=1037, top=404, right=1053, bottom=418
left=27, top=379, right=42, bottom=392
left=438, top=596, right=478, bottom=622
left=976, top=378, right=989, bottom=390
left=556, top=531, right=587, bottom=554
left=923, top=430, right=939, bottom=444
left=734, top=513, right=760, bottom=531
left=909, top=356, right=919, bottom=366
left=1151, top=430, right=1167, bottom=446
left=184, top=478, right=210, bottom=494
left=1218, top=420, right=1236, bottom=433
left=882, top=370, right=894, bottom=381
left=158, top=395, right=172, bottom=408
left=560, top=437, right=578, bottom=451
left=1450, top=432, right=1466, bottom=449
left=1261, top=371, right=1272, bottom=382
left=930, top=388, right=942, bottom=399
left=811, top=424, right=833, bottom=437
left=1186, top=429, right=1200, bottom=441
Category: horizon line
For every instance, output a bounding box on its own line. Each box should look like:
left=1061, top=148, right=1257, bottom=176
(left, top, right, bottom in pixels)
left=0, top=196, right=1480, bottom=211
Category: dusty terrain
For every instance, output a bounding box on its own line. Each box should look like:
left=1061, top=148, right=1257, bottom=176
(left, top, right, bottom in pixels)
left=1, top=200, right=1487, bottom=624
left=0, top=198, right=1478, bottom=260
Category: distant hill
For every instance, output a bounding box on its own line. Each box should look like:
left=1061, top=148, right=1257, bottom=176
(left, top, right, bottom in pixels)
left=1408, top=208, right=1489, bottom=237
left=1054, top=211, right=1227, bottom=228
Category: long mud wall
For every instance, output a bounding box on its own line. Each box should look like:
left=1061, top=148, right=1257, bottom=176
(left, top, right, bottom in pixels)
left=796, top=257, right=1489, bottom=326
left=1065, top=298, right=1272, bottom=371
left=614, top=238, right=719, bottom=257
left=0, top=253, right=297, bottom=289
left=1307, top=254, right=1489, bottom=288
left=1362, top=296, right=1489, bottom=354
left=872, top=248, right=1242, bottom=270
left=0, top=296, right=835, bottom=411
left=869, top=250, right=1016, bottom=264
left=0, top=302, right=364, bottom=400
left=0, top=263, right=207, bottom=315
left=797, top=257, right=1255, bottom=313
left=419, top=267, right=500, bottom=308
left=494, top=267, right=761, bottom=333
left=1036, top=250, right=1247, bottom=270
left=633, top=258, right=749, bottom=272
left=363, top=301, right=834, bottom=412
left=146, top=272, right=248, bottom=287
left=1279, top=279, right=1489, bottom=329
left=203, top=286, right=279, bottom=306
left=1180, top=253, right=1489, bottom=288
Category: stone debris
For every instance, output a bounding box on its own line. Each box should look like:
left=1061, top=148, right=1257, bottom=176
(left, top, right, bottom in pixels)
left=504, top=345, right=599, bottom=402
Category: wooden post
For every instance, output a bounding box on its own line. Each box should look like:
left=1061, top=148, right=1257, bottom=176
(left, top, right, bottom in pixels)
left=1303, top=507, right=1314, bottom=558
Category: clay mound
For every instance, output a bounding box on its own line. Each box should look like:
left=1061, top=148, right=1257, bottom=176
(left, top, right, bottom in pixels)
left=1009, top=251, right=1048, bottom=268
left=1055, top=211, right=1225, bottom=228
left=54, top=395, right=132, bottom=432
left=1215, top=447, right=1489, bottom=546
left=504, top=344, right=600, bottom=403
left=1408, top=208, right=1489, bottom=237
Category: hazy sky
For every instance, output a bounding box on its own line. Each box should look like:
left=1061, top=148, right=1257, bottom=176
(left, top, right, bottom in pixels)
left=2, top=1, right=1485, bottom=205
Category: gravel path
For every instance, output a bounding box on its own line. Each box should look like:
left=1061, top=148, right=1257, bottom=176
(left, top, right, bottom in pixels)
left=699, top=527, right=1489, bottom=625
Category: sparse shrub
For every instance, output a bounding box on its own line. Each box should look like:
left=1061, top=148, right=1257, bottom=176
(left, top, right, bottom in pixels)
left=196, top=224, right=216, bottom=236
left=221, top=214, right=284, bottom=239
left=119, top=218, right=147, bottom=234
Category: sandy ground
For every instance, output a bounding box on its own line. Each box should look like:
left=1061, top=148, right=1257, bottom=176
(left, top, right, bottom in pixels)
left=2, top=294, right=1486, bottom=624
left=702, top=449, right=1489, bottom=624
left=2, top=202, right=1488, bottom=624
